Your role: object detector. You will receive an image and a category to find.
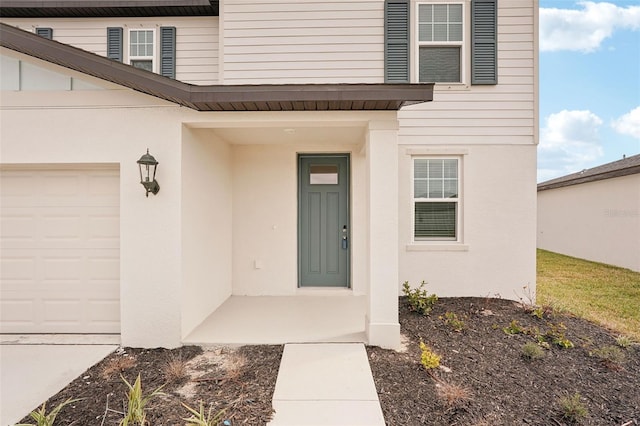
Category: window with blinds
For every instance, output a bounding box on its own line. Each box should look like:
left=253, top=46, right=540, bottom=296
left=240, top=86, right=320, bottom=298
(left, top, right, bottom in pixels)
left=413, top=158, right=459, bottom=240
left=129, top=29, right=155, bottom=72
left=417, top=3, right=464, bottom=83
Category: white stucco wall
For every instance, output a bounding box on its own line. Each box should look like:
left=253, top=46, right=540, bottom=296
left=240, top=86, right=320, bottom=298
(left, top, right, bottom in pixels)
left=537, top=174, right=640, bottom=272
left=181, top=128, right=233, bottom=337
left=1, top=52, right=188, bottom=347
left=398, top=144, right=538, bottom=299
left=230, top=142, right=368, bottom=296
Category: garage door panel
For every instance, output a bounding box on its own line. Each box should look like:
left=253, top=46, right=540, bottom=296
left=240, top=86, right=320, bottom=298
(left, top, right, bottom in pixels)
left=0, top=174, right=37, bottom=198
left=88, top=257, right=120, bottom=280
left=0, top=166, right=120, bottom=334
left=41, top=215, right=83, bottom=242
left=88, top=214, right=119, bottom=243
left=0, top=215, right=36, bottom=243
left=43, top=256, right=84, bottom=281
left=1, top=257, right=36, bottom=280
left=0, top=300, right=34, bottom=325
left=44, top=299, right=83, bottom=323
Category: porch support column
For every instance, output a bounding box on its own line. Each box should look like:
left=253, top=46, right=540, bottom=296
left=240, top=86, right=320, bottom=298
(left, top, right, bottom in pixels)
left=365, top=119, right=400, bottom=350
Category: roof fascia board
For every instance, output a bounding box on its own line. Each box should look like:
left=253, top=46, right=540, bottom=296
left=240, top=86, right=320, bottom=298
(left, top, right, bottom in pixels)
left=0, top=1, right=219, bottom=17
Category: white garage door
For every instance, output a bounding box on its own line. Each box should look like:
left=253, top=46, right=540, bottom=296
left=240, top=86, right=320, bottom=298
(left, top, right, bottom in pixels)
left=1, top=166, right=120, bottom=334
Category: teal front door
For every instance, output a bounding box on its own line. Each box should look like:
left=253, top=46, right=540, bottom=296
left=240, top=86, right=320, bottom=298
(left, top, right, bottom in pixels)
left=298, top=154, right=350, bottom=287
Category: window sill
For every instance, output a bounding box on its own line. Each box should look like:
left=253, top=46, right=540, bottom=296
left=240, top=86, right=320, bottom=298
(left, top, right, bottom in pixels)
left=406, top=243, right=469, bottom=252
left=433, top=83, right=470, bottom=91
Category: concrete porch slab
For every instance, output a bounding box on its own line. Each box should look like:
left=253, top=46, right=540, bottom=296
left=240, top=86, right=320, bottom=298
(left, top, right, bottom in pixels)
left=183, top=296, right=367, bottom=345
left=0, top=344, right=117, bottom=426
left=269, top=343, right=385, bottom=426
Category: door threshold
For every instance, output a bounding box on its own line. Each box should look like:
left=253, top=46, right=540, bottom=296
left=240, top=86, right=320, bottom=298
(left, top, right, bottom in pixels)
left=296, top=287, right=354, bottom=296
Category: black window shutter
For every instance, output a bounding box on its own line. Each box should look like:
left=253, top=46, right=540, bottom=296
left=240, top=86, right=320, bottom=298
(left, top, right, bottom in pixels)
left=107, top=27, right=123, bottom=62
left=36, top=28, right=53, bottom=39
left=160, top=27, right=177, bottom=79
left=385, top=0, right=410, bottom=83
left=471, top=0, right=497, bottom=85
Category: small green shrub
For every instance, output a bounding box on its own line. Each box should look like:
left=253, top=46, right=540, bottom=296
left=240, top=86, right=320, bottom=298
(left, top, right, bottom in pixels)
left=590, top=345, right=626, bottom=365
left=17, top=398, right=81, bottom=426
left=521, top=342, right=545, bottom=360
left=615, top=335, right=633, bottom=348
left=441, top=312, right=465, bottom=332
left=559, top=393, right=588, bottom=423
left=182, top=402, right=225, bottom=426
left=419, top=341, right=441, bottom=370
left=403, top=281, right=438, bottom=316
left=503, top=320, right=525, bottom=335
left=545, top=322, right=574, bottom=349
left=120, top=374, right=165, bottom=426
left=530, top=306, right=546, bottom=319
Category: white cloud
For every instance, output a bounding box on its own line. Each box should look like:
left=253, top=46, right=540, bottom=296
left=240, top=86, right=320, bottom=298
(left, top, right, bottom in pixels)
left=540, top=1, right=640, bottom=52
left=538, top=110, right=604, bottom=181
left=612, top=106, right=640, bottom=138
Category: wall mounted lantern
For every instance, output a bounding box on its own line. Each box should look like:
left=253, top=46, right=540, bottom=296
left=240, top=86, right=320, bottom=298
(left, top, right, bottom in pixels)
left=137, top=149, right=160, bottom=197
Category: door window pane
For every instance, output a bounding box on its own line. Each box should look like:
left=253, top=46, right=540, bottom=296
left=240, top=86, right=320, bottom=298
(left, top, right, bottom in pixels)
left=310, top=165, right=338, bottom=185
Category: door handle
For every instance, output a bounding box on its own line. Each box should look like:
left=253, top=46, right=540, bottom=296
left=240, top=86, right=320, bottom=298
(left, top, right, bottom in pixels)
left=342, top=225, right=348, bottom=249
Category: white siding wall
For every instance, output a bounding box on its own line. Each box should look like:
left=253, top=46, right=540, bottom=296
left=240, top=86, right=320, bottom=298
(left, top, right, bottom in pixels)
left=222, top=0, right=385, bottom=84
left=538, top=175, right=640, bottom=272
left=1, top=17, right=219, bottom=85
left=400, top=0, right=536, bottom=145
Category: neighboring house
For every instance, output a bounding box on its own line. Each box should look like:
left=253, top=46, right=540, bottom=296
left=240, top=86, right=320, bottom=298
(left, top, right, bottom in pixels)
left=538, top=155, right=640, bottom=272
left=0, top=0, right=538, bottom=349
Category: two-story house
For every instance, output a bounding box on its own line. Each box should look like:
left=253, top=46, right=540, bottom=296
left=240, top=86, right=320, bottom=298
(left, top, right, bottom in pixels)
left=0, top=0, right=538, bottom=349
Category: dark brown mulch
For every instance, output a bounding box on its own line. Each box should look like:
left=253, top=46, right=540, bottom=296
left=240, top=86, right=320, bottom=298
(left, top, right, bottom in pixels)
left=18, top=345, right=283, bottom=425
left=18, top=298, right=640, bottom=425
left=368, top=297, right=640, bottom=426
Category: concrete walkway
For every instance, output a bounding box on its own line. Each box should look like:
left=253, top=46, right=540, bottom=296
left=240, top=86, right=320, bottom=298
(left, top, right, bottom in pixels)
left=0, top=343, right=117, bottom=426
left=269, top=343, right=385, bottom=426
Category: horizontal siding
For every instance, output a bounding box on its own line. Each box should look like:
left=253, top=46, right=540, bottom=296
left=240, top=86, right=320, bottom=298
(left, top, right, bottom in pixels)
left=398, top=1, right=536, bottom=145
left=223, top=0, right=384, bottom=84
left=1, top=17, right=219, bottom=85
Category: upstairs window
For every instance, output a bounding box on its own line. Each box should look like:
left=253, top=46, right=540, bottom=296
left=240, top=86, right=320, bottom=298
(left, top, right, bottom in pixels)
left=129, top=29, right=155, bottom=72
left=413, top=158, right=459, bottom=240
left=417, top=3, right=464, bottom=83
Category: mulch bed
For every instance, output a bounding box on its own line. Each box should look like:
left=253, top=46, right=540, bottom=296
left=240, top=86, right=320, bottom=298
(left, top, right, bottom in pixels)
left=368, top=297, right=640, bottom=425
left=18, top=345, right=283, bottom=425
left=18, top=297, right=639, bottom=425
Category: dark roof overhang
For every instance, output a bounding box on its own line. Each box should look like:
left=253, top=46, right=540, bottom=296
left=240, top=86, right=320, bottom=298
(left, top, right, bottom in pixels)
left=0, top=23, right=434, bottom=112
left=0, top=1, right=219, bottom=18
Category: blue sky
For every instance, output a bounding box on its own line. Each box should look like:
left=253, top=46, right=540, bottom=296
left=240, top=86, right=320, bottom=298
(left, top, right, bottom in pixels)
left=538, top=0, right=640, bottom=182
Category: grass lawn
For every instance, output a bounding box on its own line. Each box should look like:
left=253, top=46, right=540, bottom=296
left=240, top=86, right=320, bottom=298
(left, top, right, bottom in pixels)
left=537, top=248, right=640, bottom=341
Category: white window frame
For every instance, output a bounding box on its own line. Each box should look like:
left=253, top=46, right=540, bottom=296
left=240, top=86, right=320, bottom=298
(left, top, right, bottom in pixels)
left=127, top=28, right=156, bottom=73
left=412, top=156, right=462, bottom=243
left=413, top=1, right=467, bottom=85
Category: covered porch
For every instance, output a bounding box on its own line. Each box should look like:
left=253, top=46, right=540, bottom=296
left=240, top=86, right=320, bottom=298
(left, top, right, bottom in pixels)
left=180, top=112, right=405, bottom=349
left=183, top=294, right=366, bottom=345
